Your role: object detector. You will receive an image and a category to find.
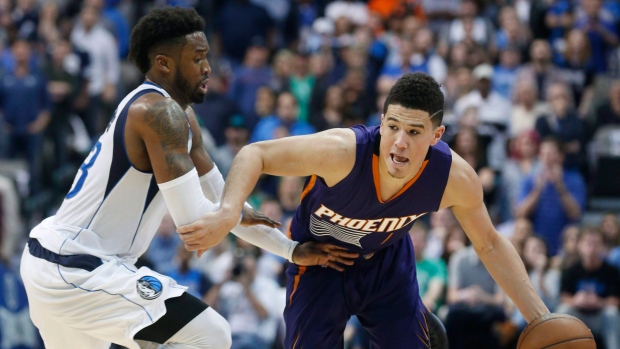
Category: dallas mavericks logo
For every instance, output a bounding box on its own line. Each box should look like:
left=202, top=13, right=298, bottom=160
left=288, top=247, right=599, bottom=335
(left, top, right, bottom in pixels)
left=136, top=276, right=163, bottom=300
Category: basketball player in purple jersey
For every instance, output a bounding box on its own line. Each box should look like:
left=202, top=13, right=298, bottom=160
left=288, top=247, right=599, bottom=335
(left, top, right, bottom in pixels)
left=178, top=73, right=550, bottom=348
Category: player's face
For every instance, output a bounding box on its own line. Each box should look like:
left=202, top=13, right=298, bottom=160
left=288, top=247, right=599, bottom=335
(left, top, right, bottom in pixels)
left=175, top=32, right=211, bottom=104
left=379, top=105, right=444, bottom=180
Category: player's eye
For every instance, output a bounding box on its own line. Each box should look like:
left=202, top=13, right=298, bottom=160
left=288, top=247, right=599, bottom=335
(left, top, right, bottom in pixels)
left=388, top=125, right=397, bottom=130
left=409, top=130, right=419, bottom=135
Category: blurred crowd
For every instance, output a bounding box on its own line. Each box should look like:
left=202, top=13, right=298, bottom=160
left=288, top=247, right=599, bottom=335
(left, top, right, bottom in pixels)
left=0, top=0, right=619, bottom=348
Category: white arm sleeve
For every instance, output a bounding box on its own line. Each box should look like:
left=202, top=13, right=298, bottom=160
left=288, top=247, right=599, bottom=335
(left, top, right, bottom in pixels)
left=199, top=163, right=225, bottom=202
left=198, top=165, right=299, bottom=262
left=230, top=225, right=299, bottom=263
left=158, top=168, right=218, bottom=227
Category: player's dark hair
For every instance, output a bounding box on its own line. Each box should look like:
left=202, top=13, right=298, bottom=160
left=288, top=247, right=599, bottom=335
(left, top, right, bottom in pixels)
left=129, top=7, right=205, bottom=75
left=383, top=73, right=444, bottom=127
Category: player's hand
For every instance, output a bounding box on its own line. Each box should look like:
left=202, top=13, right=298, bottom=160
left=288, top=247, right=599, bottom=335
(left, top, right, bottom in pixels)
left=241, top=206, right=281, bottom=228
left=292, top=242, right=359, bottom=272
left=177, top=210, right=237, bottom=257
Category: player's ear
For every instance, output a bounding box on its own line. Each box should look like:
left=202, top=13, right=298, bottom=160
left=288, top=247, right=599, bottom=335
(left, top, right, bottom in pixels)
left=430, top=125, right=445, bottom=146
left=154, top=54, right=173, bottom=74
left=379, top=114, right=385, bottom=127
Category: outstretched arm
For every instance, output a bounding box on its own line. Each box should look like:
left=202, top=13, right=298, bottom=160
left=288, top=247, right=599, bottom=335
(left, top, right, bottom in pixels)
left=442, top=151, right=549, bottom=323
left=178, top=128, right=357, bottom=253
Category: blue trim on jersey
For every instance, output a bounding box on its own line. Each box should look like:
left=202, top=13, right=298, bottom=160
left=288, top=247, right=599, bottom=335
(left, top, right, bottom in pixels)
left=143, top=176, right=159, bottom=214
left=56, top=264, right=155, bottom=323
left=106, top=89, right=161, bottom=198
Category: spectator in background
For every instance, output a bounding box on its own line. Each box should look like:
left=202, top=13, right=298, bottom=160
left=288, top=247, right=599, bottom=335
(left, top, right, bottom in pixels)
left=501, top=130, right=540, bottom=220
left=409, top=221, right=447, bottom=313
left=516, top=39, right=564, bottom=101
left=445, top=244, right=508, bottom=349
left=506, top=218, right=535, bottom=257
left=325, top=0, right=368, bottom=27
left=250, top=92, right=315, bottom=143
left=168, top=245, right=213, bottom=300
left=277, top=176, right=303, bottom=220
left=42, top=38, right=79, bottom=171
left=558, top=228, right=620, bottom=349
left=552, top=224, right=581, bottom=270
left=228, top=38, right=272, bottom=119
left=600, top=212, right=620, bottom=255
left=441, top=0, right=494, bottom=54
left=269, top=49, right=293, bottom=95
left=516, top=137, right=586, bottom=256
left=535, top=83, right=585, bottom=170
left=214, top=0, right=274, bottom=67
left=555, top=29, right=595, bottom=115
left=209, top=254, right=282, bottom=349
left=546, top=0, right=575, bottom=61
left=0, top=174, right=22, bottom=264
left=451, top=126, right=497, bottom=208
left=574, top=0, right=618, bottom=73
left=510, top=78, right=550, bottom=136
left=495, top=6, right=530, bottom=53
left=0, top=39, right=50, bottom=195
left=492, top=45, right=521, bottom=100
left=145, top=212, right=181, bottom=275
left=194, top=237, right=234, bottom=285
left=454, top=63, right=511, bottom=170
left=289, top=52, right=314, bottom=123
left=211, top=114, right=251, bottom=177
left=193, top=69, right=240, bottom=146
left=592, top=79, right=620, bottom=138
left=411, top=27, right=448, bottom=85
left=511, top=235, right=561, bottom=329
left=310, top=84, right=345, bottom=131
left=70, top=4, right=119, bottom=138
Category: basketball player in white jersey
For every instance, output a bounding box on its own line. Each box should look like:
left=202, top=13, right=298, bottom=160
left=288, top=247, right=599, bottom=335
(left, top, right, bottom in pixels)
left=19, top=7, right=355, bottom=349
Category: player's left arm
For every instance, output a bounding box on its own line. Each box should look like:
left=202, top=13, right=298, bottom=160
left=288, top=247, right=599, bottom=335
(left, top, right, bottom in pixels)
left=442, top=150, right=549, bottom=323
left=184, top=107, right=346, bottom=265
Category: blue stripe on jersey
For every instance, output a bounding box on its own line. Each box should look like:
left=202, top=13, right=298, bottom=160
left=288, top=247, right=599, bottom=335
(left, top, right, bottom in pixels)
left=128, top=176, right=160, bottom=251
left=105, top=88, right=163, bottom=198
left=143, top=176, right=159, bottom=214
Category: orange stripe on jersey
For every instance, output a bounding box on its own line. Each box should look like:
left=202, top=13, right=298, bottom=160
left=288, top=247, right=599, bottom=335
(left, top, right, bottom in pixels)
left=380, top=233, right=394, bottom=245
left=286, top=227, right=292, bottom=239
left=292, top=332, right=301, bottom=349
left=300, top=175, right=317, bottom=201
left=289, top=266, right=307, bottom=304
left=372, top=155, right=429, bottom=203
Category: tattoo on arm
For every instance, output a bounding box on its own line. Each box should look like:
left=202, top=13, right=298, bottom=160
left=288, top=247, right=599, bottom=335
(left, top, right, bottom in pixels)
left=144, top=100, right=189, bottom=151
left=144, top=99, right=194, bottom=177
left=166, top=153, right=195, bottom=178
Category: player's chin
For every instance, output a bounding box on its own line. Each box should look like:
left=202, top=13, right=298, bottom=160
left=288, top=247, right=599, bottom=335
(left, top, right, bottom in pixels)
left=190, top=92, right=206, bottom=104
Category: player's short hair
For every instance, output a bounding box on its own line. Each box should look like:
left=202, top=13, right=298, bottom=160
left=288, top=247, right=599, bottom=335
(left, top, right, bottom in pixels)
left=129, top=7, right=205, bottom=75
left=383, top=73, right=444, bottom=127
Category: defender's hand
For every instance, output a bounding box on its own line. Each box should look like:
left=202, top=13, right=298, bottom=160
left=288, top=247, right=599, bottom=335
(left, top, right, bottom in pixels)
left=292, top=242, right=359, bottom=272
left=241, top=206, right=281, bottom=228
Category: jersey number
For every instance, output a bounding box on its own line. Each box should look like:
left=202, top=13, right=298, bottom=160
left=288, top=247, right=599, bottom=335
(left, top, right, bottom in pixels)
left=66, top=142, right=102, bottom=199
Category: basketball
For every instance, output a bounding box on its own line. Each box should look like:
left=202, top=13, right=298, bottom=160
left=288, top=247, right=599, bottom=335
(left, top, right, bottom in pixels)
left=517, top=313, right=596, bottom=349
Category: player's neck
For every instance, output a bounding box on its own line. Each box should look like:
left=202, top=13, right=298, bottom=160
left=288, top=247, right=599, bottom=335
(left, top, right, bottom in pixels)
left=144, top=76, right=189, bottom=109
left=376, top=156, right=423, bottom=200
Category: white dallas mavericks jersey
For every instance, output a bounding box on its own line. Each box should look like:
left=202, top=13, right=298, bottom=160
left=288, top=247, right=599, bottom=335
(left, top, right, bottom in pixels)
left=30, top=82, right=192, bottom=261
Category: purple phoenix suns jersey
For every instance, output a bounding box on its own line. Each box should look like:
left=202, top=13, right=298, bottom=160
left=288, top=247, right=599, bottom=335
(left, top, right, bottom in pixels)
left=290, top=125, right=452, bottom=255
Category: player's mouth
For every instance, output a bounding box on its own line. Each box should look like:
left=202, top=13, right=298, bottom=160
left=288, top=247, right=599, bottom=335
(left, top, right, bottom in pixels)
left=198, top=79, right=209, bottom=94
left=390, top=153, right=409, bottom=167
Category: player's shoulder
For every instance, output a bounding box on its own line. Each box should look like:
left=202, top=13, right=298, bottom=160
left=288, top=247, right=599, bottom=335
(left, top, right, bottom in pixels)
left=441, top=148, right=483, bottom=208
left=128, top=93, right=184, bottom=123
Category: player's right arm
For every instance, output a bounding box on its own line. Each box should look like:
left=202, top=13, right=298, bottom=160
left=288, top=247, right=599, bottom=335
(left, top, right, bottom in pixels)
left=128, top=94, right=217, bottom=227
left=178, top=128, right=357, bottom=252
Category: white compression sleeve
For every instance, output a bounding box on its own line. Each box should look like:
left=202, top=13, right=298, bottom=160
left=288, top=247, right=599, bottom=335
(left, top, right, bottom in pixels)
left=198, top=164, right=225, bottom=203
left=230, top=225, right=299, bottom=262
left=198, top=165, right=299, bottom=262
left=158, top=168, right=218, bottom=227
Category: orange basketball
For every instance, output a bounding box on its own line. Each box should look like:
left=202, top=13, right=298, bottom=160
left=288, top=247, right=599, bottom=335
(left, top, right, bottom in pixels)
left=517, top=313, right=596, bottom=349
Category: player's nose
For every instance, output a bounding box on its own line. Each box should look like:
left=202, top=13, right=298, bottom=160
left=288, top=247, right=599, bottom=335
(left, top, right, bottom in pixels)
left=394, top=131, right=408, bottom=149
